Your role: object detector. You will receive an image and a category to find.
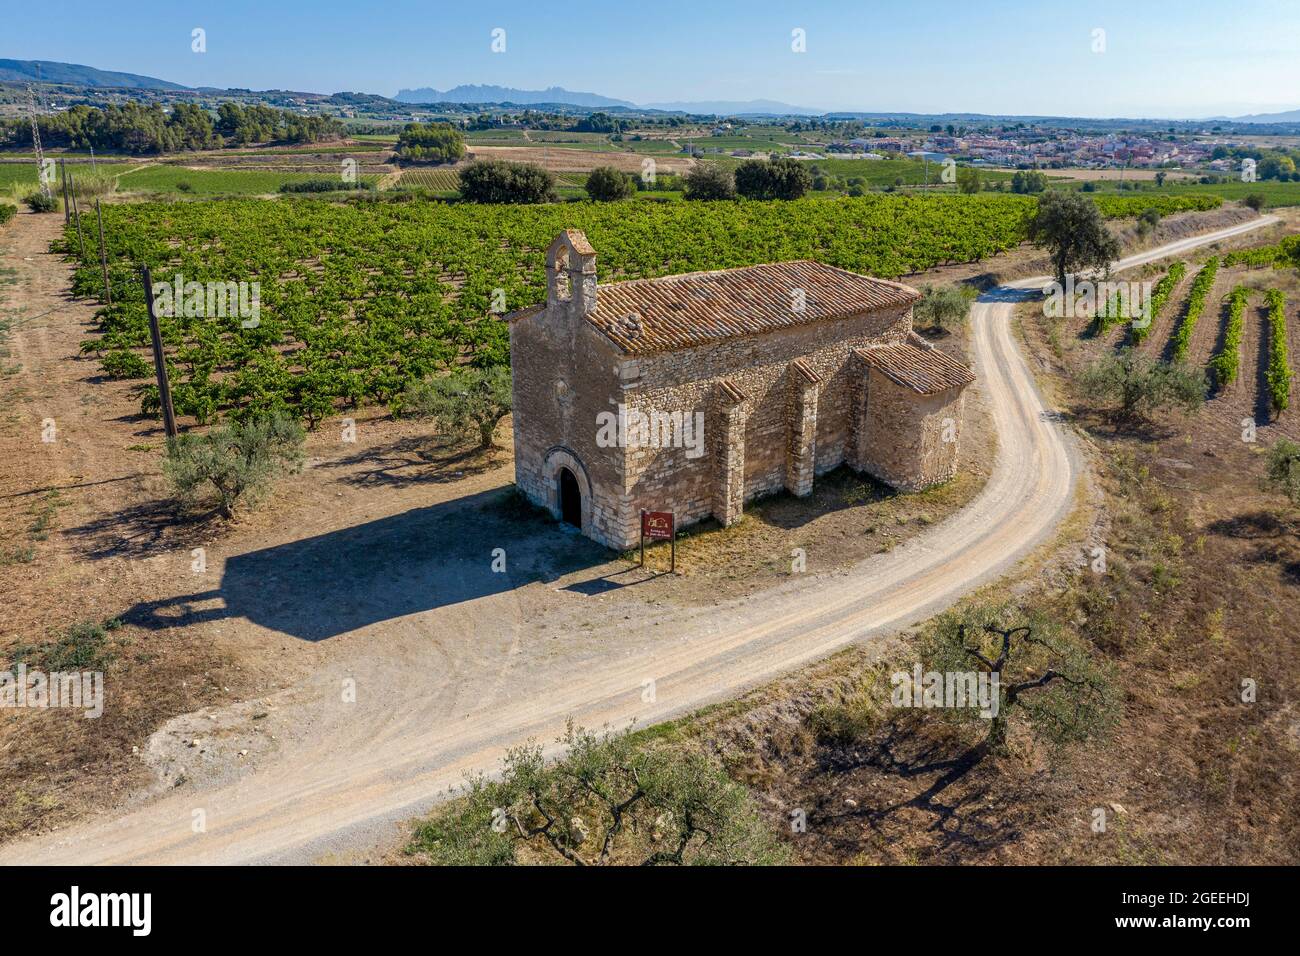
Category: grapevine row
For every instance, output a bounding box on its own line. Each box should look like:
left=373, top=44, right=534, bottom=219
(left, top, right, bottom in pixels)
left=1265, top=288, right=1292, bottom=414
left=1131, top=261, right=1186, bottom=346
left=1209, top=286, right=1249, bottom=388
left=1170, top=257, right=1218, bottom=363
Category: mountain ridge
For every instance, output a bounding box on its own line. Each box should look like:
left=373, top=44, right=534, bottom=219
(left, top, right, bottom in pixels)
left=0, top=58, right=188, bottom=90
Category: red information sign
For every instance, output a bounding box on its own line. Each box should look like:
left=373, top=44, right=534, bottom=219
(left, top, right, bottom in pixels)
left=639, top=510, right=676, bottom=572
left=641, top=511, right=674, bottom=541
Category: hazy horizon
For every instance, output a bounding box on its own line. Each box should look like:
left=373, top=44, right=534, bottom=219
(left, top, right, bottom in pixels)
left=5, top=0, right=1300, bottom=119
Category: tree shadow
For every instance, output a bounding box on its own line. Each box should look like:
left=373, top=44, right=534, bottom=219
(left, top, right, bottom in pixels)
left=1205, top=510, right=1300, bottom=582
left=317, top=436, right=502, bottom=488
left=61, top=496, right=222, bottom=560
left=813, top=722, right=1019, bottom=857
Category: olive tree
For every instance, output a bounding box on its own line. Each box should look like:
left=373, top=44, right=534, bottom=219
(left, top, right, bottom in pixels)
left=402, top=365, right=512, bottom=449
left=1266, top=438, right=1300, bottom=506
left=914, top=284, right=976, bottom=332
left=1078, top=348, right=1206, bottom=424
left=919, top=603, right=1118, bottom=753
left=164, top=413, right=305, bottom=518
left=407, top=724, right=787, bottom=866
left=1027, top=190, right=1121, bottom=288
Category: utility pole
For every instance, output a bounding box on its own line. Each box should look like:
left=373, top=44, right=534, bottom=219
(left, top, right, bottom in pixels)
left=141, top=266, right=178, bottom=438
left=26, top=85, right=52, bottom=202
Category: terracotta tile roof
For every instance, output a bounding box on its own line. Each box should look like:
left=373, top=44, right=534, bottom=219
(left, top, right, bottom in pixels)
left=718, top=379, right=748, bottom=404
left=856, top=342, right=975, bottom=394
left=588, top=261, right=920, bottom=355
left=791, top=358, right=821, bottom=385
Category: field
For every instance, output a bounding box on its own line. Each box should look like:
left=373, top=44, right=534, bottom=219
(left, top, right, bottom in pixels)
left=64, top=190, right=1228, bottom=427
left=1058, top=178, right=1300, bottom=208
left=71, top=193, right=1036, bottom=422
left=116, top=166, right=381, bottom=195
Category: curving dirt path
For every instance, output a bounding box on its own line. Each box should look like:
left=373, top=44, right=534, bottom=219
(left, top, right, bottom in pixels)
left=0, top=216, right=1277, bottom=865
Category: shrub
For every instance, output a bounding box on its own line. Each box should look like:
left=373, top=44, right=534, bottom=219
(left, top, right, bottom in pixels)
left=101, top=349, right=152, bottom=380
left=163, top=413, right=306, bottom=518
left=279, top=179, right=373, bottom=193
left=584, top=166, right=635, bottom=202
left=0, top=202, right=16, bottom=227
left=1243, top=192, right=1268, bottom=212
left=23, top=191, right=58, bottom=213
left=458, top=160, right=556, bottom=204
left=1266, top=438, right=1300, bottom=506
left=401, top=365, right=512, bottom=448
left=682, top=163, right=735, bottom=201
left=1079, top=347, right=1206, bottom=423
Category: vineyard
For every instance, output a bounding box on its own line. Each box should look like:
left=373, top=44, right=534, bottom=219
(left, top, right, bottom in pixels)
left=64, top=191, right=1224, bottom=426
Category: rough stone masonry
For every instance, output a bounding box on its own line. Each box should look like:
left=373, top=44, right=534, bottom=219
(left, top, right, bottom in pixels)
left=508, top=229, right=975, bottom=551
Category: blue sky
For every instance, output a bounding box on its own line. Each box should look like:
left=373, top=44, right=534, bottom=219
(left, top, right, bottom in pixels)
left=7, top=0, right=1300, bottom=117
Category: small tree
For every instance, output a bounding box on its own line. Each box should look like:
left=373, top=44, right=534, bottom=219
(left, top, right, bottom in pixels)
left=407, top=724, right=787, bottom=866
left=584, top=166, right=635, bottom=201
left=163, top=413, right=306, bottom=518
left=682, top=163, right=735, bottom=201
left=955, top=165, right=981, bottom=194
left=920, top=603, right=1118, bottom=753
left=458, top=160, right=556, bottom=204
left=402, top=365, right=512, bottom=449
left=395, top=122, right=466, bottom=165
left=1079, top=348, right=1206, bottom=424
left=1243, top=193, right=1268, bottom=212
left=914, top=284, right=975, bottom=332
left=1010, top=170, right=1049, bottom=194
left=1027, top=190, right=1121, bottom=288
left=1266, top=438, right=1300, bottom=506
left=734, top=157, right=812, bottom=200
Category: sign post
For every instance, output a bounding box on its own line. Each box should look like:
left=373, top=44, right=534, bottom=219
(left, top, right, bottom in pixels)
left=639, top=510, right=676, bottom=573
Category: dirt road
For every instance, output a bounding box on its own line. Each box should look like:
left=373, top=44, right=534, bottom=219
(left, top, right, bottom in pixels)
left=0, top=216, right=1277, bottom=865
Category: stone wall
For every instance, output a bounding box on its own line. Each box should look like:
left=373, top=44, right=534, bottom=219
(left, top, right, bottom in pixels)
left=857, top=368, right=966, bottom=492
left=510, top=304, right=629, bottom=549
left=612, top=304, right=915, bottom=541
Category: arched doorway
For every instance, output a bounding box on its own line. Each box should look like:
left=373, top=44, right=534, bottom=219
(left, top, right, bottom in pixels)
left=559, top=467, right=582, bottom=528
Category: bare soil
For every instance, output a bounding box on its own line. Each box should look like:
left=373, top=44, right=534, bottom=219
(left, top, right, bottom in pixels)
left=671, top=220, right=1300, bottom=865
left=0, top=202, right=1273, bottom=856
